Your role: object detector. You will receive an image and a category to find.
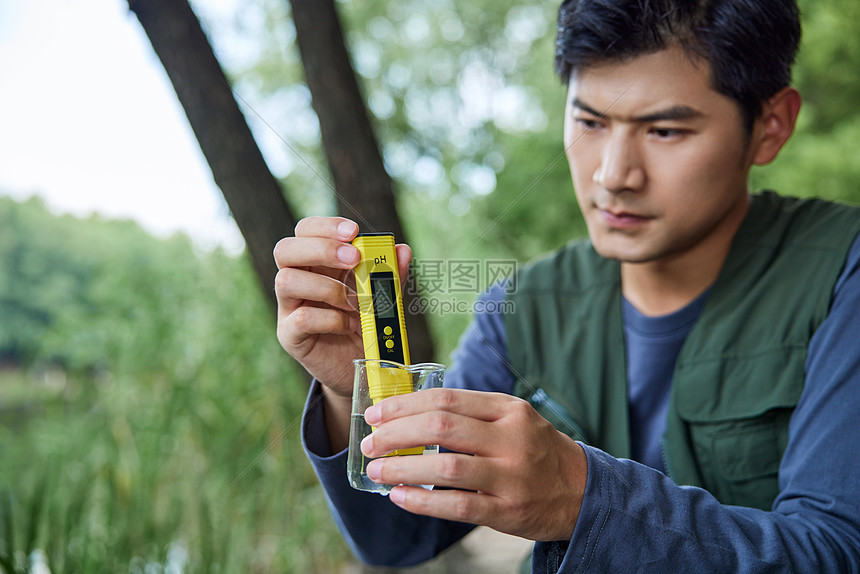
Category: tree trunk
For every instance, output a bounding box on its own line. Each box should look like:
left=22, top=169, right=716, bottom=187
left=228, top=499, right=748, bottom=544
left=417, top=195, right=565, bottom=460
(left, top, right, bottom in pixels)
left=127, top=0, right=299, bottom=312
left=288, top=0, right=436, bottom=363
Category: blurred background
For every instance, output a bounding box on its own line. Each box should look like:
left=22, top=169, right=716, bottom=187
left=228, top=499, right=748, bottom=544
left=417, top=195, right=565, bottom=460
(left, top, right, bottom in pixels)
left=1, top=0, right=858, bottom=571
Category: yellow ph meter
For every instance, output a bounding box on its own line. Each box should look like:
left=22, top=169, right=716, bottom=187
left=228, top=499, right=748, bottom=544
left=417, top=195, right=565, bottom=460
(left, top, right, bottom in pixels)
left=352, top=232, right=421, bottom=455
left=352, top=232, right=411, bottom=367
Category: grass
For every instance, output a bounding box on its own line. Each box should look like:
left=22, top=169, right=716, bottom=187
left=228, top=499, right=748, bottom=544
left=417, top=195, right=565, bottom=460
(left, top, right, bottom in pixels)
left=0, top=364, right=354, bottom=573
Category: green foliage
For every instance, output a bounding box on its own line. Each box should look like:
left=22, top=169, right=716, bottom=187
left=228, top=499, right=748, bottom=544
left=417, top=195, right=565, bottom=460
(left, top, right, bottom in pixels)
left=0, top=196, right=350, bottom=572
left=0, top=198, right=95, bottom=366
left=793, top=0, right=860, bottom=134
left=752, top=0, right=860, bottom=206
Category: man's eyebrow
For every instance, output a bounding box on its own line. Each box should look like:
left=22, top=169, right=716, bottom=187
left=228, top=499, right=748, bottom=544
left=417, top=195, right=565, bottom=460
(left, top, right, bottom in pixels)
left=571, top=97, right=704, bottom=122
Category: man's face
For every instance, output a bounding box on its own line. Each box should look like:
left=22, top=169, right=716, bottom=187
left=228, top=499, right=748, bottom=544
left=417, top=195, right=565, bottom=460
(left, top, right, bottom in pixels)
left=564, top=47, right=755, bottom=266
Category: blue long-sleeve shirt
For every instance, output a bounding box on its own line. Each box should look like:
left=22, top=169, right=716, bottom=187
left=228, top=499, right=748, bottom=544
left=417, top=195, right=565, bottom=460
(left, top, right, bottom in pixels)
left=302, top=236, right=860, bottom=573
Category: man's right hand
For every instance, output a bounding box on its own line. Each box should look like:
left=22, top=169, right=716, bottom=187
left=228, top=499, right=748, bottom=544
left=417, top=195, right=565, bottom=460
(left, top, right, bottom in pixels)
left=273, top=216, right=413, bottom=399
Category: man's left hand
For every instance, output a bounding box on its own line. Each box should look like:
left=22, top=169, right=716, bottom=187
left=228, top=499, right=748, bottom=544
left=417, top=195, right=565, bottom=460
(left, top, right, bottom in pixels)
left=360, top=388, right=588, bottom=542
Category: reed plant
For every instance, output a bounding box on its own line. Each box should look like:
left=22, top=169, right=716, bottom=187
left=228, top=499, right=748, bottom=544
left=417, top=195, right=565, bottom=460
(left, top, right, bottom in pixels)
left=0, top=197, right=352, bottom=572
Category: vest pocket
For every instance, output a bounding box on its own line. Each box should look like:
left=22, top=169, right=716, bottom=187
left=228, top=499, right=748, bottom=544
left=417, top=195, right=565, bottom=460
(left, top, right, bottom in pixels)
left=672, top=349, right=803, bottom=509
left=689, top=408, right=792, bottom=510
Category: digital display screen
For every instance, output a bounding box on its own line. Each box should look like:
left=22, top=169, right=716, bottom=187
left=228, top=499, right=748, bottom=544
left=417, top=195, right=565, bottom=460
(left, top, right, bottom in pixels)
left=371, top=273, right=397, bottom=320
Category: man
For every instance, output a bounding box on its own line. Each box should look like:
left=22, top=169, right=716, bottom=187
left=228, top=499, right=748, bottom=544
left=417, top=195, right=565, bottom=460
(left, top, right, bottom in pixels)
left=274, top=0, right=860, bottom=571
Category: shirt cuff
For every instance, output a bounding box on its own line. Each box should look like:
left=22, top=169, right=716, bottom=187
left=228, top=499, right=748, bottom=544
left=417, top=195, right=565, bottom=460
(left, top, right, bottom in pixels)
left=301, top=378, right=347, bottom=461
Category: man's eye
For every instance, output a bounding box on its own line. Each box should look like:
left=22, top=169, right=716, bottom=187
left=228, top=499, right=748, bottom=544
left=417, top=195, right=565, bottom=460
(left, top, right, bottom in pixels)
left=576, top=118, right=601, bottom=130
left=650, top=128, right=682, bottom=139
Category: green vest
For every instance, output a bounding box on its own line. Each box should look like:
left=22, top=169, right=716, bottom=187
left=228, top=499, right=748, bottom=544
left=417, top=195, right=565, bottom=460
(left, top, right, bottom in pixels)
left=504, top=191, right=860, bottom=510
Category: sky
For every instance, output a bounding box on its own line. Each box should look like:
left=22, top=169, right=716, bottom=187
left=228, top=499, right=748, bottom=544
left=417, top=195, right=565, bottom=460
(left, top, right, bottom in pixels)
left=0, top=0, right=246, bottom=253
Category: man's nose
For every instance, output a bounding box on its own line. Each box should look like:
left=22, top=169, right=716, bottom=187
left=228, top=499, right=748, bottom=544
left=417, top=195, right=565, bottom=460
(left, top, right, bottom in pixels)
left=592, top=131, right=645, bottom=192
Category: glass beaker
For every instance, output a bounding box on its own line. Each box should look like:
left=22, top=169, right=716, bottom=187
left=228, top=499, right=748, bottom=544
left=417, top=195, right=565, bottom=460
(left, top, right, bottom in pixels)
left=347, top=359, right=445, bottom=494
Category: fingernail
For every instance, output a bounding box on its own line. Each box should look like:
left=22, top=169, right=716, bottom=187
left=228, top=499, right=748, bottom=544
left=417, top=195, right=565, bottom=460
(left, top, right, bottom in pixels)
left=338, top=221, right=358, bottom=239
left=389, top=487, right=405, bottom=504
left=360, top=434, right=374, bottom=456
left=337, top=245, right=358, bottom=264
left=365, top=405, right=381, bottom=426
left=366, top=459, right=382, bottom=481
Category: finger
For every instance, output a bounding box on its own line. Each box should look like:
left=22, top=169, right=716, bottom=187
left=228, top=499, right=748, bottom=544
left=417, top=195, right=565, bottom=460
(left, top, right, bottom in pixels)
left=273, top=236, right=360, bottom=271
left=361, top=411, right=497, bottom=458
left=275, top=267, right=357, bottom=316
left=369, top=388, right=513, bottom=425
left=366, top=452, right=495, bottom=493
left=294, top=216, right=358, bottom=241
left=395, top=243, right=412, bottom=290
left=279, top=305, right=359, bottom=349
left=387, top=485, right=496, bottom=527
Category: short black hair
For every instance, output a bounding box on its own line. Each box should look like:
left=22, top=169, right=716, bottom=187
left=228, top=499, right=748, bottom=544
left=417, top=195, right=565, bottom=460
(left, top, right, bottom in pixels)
left=555, top=0, right=801, bottom=131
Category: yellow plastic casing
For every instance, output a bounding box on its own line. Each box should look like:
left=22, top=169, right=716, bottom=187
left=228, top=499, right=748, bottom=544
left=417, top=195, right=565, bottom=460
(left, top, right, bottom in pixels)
left=352, top=233, right=421, bottom=456
left=352, top=233, right=411, bottom=367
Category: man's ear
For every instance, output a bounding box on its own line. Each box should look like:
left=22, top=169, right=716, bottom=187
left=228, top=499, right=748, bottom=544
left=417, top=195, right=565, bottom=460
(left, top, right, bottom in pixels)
left=750, top=87, right=802, bottom=166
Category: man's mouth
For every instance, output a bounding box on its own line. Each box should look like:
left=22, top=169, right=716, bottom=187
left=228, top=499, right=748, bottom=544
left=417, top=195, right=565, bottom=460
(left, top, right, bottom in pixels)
left=597, top=208, right=652, bottom=229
